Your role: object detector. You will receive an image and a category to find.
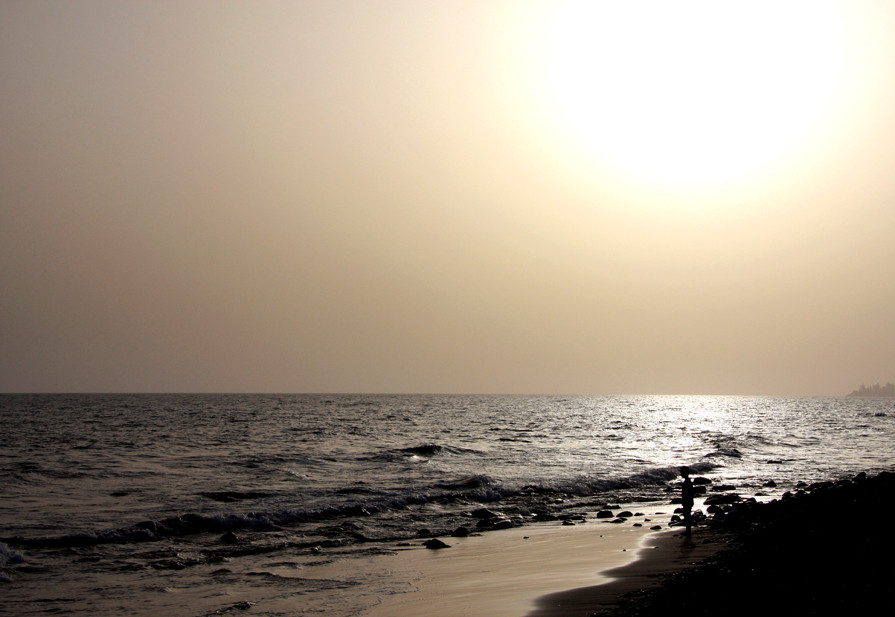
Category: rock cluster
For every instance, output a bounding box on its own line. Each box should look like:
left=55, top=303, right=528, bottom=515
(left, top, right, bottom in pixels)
left=596, top=470, right=895, bottom=617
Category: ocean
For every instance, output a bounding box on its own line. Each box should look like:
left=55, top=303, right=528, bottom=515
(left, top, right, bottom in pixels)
left=2, top=394, right=893, bottom=616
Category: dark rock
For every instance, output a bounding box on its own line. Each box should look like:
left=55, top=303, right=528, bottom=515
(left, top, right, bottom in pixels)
left=606, top=504, right=622, bottom=509
left=491, top=519, right=514, bottom=530
left=763, top=480, right=777, bottom=488
left=220, top=531, right=240, bottom=544
left=711, top=484, right=737, bottom=492
left=618, top=511, right=634, bottom=518
left=598, top=471, right=895, bottom=617
left=562, top=519, right=576, bottom=526
left=424, top=538, right=451, bottom=549
left=693, top=477, right=712, bottom=485
left=451, top=526, right=470, bottom=537
left=650, top=525, right=663, bottom=530
left=470, top=508, right=500, bottom=519
left=596, top=510, right=614, bottom=518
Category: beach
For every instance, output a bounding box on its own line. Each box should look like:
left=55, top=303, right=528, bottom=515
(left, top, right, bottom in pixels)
left=353, top=521, right=732, bottom=617
left=584, top=470, right=895, bottom=617
left=351, top=470, right=895, bottom=617
left=359, top=522, right=654, bottom=617
left=537, top=470, right=895, bottom=617
left=529, top=526, right=732, bottom=617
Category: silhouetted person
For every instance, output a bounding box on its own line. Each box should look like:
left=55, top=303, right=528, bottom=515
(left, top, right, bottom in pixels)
left=680, top=466, right=694, bottom=535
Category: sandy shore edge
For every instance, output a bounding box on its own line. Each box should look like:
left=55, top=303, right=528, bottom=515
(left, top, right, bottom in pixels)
left=301, top=470, right=893, bottom=617
left=534, top=470, right=895, bottom=617
left=526, top=526, right=731, bottom=617
left=357, top=470, right=895, bottom=617
left=358, top=521, right=659, bottom=617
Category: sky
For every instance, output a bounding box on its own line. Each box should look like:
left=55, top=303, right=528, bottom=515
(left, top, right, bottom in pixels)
left=2, top=0, right=894, bottom=396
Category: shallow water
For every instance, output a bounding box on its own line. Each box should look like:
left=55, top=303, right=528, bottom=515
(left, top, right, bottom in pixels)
left=2, top=394, right=893, bottom=615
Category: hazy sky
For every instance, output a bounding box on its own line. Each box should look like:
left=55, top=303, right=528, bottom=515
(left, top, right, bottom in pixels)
left=2, top=1, right=893, bottom=395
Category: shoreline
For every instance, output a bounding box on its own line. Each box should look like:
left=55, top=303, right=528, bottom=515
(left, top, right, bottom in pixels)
left=527, top=526, right=733, bottom=617
left=3, top=470, right=891, bottom=616
left=358, top=521, right=656, bottom=617
left=538, top=470, right=895, bottom=617
left=350, top=469, right=895, bottom=617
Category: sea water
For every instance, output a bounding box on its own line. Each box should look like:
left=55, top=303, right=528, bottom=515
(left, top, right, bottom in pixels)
left=1, top=394, right=893, bottom=615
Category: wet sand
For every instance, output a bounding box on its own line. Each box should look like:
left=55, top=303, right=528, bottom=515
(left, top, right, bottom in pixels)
left=357, top=522, right=656, bottom=617
left=527, top=526, right=731, bottom=616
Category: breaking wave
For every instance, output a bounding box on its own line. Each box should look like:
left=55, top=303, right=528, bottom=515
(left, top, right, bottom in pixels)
left=1, top=464, right=715, bottom=550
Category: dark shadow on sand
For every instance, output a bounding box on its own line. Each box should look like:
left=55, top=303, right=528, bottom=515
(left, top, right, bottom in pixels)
left=527, top=527, right=731, bottom=617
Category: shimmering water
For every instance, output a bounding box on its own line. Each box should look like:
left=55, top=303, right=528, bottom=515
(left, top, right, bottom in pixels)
left=1, top=394, right=893, bottom=615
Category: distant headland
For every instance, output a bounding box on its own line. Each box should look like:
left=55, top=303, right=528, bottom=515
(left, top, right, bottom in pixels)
left=847, top=382, right=895, bottom=397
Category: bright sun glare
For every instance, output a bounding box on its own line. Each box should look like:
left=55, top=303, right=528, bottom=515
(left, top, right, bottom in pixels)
left=548, top=0, right=844, bottom=188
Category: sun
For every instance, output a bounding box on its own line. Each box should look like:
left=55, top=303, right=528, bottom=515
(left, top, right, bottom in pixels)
left=547, top=0, right=844, bottom=189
